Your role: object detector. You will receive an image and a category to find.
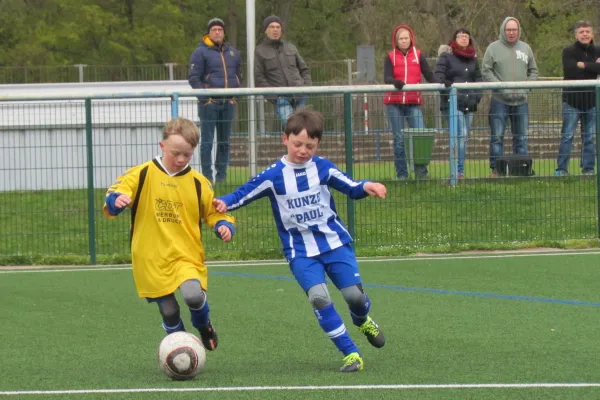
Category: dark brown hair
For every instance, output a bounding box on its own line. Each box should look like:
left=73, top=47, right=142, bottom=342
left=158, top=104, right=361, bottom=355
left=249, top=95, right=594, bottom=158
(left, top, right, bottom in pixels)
left=284, top=108, right=323, bottom=141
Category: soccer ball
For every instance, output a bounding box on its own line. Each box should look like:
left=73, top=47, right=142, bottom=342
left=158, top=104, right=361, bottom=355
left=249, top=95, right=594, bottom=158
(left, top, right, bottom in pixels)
left=158, top=332, right=206, bottom=380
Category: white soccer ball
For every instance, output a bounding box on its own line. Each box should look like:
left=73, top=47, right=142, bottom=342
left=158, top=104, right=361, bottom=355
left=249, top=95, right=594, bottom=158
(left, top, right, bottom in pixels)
left=158, top=332, right=206, bottom=380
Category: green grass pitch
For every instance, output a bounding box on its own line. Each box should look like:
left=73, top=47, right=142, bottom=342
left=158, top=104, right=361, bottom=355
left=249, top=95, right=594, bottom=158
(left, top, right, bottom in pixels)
left=2, top=252, right=600, bottom=399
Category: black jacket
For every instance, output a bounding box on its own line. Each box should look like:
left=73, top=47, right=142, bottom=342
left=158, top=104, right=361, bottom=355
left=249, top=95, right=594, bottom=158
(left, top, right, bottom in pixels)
left=562, top=41, right=600, bottom=110
left=434, top=45, right=483, bottom=112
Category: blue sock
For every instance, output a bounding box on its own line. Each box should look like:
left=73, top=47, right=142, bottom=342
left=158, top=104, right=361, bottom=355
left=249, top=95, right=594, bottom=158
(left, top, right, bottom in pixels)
left=189, top=301, right=210, bottom=330
left=315, top=303, right=359, bottom=356
left=162, top=318, right=185, bottom=334
left=350, top=293, right=371, bottom=326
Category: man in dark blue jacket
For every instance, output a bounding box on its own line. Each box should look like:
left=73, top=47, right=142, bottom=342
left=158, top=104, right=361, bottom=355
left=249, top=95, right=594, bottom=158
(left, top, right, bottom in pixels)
left=189, top=18, right=242, bottom=184
left=555, top=20, right=600, bottom=176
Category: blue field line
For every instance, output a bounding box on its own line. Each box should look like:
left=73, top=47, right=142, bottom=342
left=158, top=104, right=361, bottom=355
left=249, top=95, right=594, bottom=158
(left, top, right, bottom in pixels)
left=211, top=271, right=600, bottom=307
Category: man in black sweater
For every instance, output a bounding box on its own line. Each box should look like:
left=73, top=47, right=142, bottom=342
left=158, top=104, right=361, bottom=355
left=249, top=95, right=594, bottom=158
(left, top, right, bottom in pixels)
left=555, top=20, right=600, bottom=175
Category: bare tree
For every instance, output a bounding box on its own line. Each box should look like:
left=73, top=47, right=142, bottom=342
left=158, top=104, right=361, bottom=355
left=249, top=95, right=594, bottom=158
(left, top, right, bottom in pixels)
left=227, top=0, right=238, bottom=48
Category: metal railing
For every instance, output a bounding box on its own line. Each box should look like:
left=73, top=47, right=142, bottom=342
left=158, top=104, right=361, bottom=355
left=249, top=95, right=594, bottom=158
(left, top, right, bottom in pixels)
left=0, top=80, right=599, bottom=264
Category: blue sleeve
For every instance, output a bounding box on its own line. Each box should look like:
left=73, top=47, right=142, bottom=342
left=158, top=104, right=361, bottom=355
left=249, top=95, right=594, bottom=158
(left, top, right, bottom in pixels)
left=214, top=220, right=235, bottom=239
left=188, top=47, right=205, bottom=89
left=219, top=170, right=274, bottom=210
left=322, top=160, right=369, bottom=199
left=105, top=192, right=126, bottom=216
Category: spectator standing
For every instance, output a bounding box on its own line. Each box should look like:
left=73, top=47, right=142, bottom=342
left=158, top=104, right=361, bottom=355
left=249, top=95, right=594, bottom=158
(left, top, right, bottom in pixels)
left=555, top=20, right=600, bottom=176
left=255, top=15, right=312, bottom=128
left=435, top=28, right=483, bottom=179
left=189, top=18, right=242, bottom=184
left=384, top=24, right=438, bottom=180
left=482, top=17, right=538, bottom=177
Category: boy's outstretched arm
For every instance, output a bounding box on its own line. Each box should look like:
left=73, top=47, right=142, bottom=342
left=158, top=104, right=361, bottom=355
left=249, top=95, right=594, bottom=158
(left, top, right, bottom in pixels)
left=216, top=171, right=273, bottom=211
left=198, top=176, right=236, bottom=241
left=213, top=198, right=227, bottom=213
left=364, top=182, right=387, bottom=198
left=325, top=159, right=383, bottom=200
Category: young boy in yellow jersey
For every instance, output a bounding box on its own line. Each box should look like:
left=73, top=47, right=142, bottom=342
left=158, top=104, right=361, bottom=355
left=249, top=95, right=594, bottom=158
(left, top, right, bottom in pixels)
left=103, top=117, right=234, bottom=351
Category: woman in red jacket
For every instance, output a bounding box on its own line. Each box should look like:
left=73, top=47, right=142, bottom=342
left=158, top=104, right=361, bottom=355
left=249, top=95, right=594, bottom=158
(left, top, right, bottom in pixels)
left=384, top=24, right=437, bottom=179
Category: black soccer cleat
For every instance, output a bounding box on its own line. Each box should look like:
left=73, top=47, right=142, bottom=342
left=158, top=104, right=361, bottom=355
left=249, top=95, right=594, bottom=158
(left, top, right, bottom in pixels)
left=198, top=320, right=218, bottom=351
left=358, top=316, right=386, bottom=348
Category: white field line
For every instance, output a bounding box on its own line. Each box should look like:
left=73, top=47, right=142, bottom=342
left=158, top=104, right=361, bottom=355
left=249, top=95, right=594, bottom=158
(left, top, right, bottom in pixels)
left=2, top=250, right=600, bottom=274
left=2, top=383, right=600, bottom=396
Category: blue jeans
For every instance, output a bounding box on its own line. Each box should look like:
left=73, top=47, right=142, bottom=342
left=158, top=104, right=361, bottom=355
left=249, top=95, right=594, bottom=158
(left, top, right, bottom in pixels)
left=275, top=96, right=307, bottom=127
left=488, top=99, right=529, bottom=170
left=556, top=103, right=596, bottom=172
left=386, top=104, right=425, bottom=178
left=447, top=110, right=474, bottom=175
left=198, top=100, right=235, bottom=182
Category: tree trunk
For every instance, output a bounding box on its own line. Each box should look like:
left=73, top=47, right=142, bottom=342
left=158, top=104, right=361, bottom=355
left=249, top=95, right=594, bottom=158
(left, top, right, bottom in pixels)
left=278, top=0, right=294, bottom=30
left=228, top=0, right=238, bottom=48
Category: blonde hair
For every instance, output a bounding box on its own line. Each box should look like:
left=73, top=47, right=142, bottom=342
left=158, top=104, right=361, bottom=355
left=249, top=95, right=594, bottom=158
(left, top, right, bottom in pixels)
left=162, top=117, right=200, bottom=148
left=396, top=28, right=411, bottom=41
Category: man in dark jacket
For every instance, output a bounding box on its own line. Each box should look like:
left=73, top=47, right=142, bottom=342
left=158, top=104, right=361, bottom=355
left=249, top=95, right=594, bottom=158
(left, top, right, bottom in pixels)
left=254, top=16, right=312, bottom=127
left=555, top=20, right=600, bottom=176
left=188, top=18, right=242, bottom=183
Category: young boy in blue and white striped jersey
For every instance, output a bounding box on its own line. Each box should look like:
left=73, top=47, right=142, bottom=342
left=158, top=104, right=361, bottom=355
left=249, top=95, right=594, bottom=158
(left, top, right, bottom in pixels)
left=212, top=109, right=387, bottom=372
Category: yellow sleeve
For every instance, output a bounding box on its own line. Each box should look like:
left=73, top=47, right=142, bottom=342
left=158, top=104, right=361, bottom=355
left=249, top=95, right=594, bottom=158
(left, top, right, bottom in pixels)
left=198, top=175, right=235, bottom=228
left=103, top=163, right=145, bottom=219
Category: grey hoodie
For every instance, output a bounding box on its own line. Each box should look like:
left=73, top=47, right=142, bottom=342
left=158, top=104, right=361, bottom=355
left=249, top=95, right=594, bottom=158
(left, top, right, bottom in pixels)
left=482, top=17, right=539, bottom=105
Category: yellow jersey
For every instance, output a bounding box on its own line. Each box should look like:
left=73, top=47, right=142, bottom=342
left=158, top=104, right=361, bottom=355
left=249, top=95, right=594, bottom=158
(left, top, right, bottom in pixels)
left=103, top=157, right=234, bottom=298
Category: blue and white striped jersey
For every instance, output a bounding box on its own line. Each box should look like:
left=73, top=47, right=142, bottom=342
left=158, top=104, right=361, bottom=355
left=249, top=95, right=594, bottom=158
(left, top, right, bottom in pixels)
left=219, top=156, right=370, bottom=260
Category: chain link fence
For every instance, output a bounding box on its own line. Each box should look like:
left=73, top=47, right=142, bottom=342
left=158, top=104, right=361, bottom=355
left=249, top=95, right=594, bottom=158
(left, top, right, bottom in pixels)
left=0, top=83, right=598, bottom=264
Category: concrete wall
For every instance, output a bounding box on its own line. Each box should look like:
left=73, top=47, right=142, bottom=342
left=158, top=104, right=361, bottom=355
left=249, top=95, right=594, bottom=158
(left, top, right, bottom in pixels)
left=0, top=84, right=201, bottom=191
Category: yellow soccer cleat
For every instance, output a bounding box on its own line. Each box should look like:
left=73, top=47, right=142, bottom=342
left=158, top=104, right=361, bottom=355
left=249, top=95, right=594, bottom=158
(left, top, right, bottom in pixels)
left=339, top=352, right=364, bottom=372
left=358, top=316, right=386, bottom=348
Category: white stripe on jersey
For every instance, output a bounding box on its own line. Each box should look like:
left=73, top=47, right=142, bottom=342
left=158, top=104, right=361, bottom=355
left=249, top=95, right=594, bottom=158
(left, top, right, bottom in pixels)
left=317, top=222, right=344, bottom=252
left=282, top=166, right=298, bottom=194
left=288, top=234, right=295, bottom=260
left=301, top=229, right=319, bottom=257
left=328, top=168, right=362, bottom=188
left=228, top=179, right=274, bottom=209
left=317, top=184, right=345, bottom=251
left=332, top=218, right=351, bottom=238
left=307, top=162, right=321, bottom=187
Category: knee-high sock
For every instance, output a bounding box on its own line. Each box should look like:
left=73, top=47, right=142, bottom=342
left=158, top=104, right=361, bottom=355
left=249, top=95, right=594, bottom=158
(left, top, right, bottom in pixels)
left=315, top=303, right=359, bottom=356
left=162, top=319, right=185, bottom=334
left=189, top=301, right=210, bottom=330
left=350, top=294, right=371, bottom=326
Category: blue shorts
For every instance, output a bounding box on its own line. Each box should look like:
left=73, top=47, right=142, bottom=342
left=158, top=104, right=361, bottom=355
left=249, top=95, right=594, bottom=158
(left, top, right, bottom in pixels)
left=289, top=244, right=361, bottom=293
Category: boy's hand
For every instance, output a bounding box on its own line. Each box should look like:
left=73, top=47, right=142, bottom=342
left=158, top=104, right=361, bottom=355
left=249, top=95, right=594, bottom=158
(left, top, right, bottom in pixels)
left=364, top=182, right=387, bottom=198
left=212, top=199, right=227, bottom=213
left=217, top=225, right=232, bottom=242
left=115, top=194, right=132, bottom=208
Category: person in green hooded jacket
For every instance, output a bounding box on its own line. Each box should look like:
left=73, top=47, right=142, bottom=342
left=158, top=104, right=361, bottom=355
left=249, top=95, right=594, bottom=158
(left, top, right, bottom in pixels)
left=482, top=17, right=538, bottom=176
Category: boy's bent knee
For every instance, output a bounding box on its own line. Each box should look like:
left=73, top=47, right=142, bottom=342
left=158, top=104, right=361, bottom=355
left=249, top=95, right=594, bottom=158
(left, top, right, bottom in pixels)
left=307, top=283, right=332, bottom=310
left=180, top=280, right=207, bottom=309
left=157, top=294, right=180, bottom=325
left=341, top=284, right=366, bottom=308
